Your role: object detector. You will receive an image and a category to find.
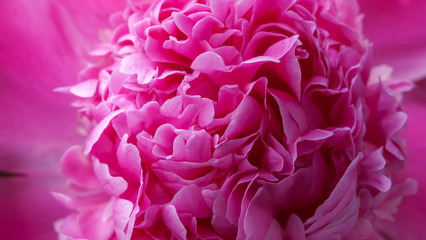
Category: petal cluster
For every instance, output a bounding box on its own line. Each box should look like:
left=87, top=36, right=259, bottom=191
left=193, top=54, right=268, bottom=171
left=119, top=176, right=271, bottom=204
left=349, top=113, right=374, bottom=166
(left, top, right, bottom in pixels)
left=56, top=0, right=414, bottom=239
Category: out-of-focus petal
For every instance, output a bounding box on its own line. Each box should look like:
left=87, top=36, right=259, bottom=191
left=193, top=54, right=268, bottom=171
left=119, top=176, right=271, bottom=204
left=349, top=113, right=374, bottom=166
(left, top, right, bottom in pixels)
left=359, top=0, right=426, bottom=81
left=376, top=80, right=426, bottom=239
left=58, top=0, right=125, bottom=43
left=0, top=0, right=124, bottom=239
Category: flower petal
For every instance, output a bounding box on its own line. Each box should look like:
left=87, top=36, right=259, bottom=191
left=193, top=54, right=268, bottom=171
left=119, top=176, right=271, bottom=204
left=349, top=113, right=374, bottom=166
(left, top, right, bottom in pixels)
left=376, top=81, right=426, bottom=239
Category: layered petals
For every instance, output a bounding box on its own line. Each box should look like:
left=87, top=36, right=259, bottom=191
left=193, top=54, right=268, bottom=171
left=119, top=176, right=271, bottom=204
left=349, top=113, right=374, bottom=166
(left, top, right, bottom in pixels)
left=53, top=0, right=418, bottom=239
left=1, top=0, right=424, bottom=239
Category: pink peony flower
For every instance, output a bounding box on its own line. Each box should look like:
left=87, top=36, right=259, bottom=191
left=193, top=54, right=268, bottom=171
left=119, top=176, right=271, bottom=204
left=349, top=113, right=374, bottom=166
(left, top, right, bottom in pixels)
left=1, top=0, right=426, bottom=239
left=50, top=0, right=419, bottom=239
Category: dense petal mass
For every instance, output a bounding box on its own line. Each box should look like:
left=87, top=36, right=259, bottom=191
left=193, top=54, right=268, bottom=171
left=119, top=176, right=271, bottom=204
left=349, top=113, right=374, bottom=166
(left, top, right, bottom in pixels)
left=45, top=0, right=418, bottom=239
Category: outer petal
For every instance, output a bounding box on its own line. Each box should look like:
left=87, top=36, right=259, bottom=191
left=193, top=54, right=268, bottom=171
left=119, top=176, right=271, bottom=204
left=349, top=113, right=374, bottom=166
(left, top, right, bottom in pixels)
left=376, top=81, right=426, bottom=239
left=0, top=0, right=123, bottom=239
left=360, top=0, right=426, bottom=81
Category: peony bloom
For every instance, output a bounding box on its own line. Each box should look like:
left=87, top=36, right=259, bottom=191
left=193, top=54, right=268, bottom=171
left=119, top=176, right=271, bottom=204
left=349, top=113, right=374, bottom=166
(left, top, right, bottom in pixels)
left=51, top=0, right=420, bottom=239
left=1, top=0, right=426, bottom=239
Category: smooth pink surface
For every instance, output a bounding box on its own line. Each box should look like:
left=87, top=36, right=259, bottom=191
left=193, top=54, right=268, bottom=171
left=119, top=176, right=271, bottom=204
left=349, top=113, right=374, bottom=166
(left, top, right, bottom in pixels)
left=0, top=0, right=121, bottom=239
left=360, top=0, right=426, bottom=81
left=0, top=1, right=80, bottom=239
